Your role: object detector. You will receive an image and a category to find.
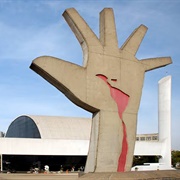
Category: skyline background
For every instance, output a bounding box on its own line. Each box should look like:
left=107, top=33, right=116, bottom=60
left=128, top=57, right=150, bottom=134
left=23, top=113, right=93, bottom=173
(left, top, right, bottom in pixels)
left=0, top=0, right=179, bottom=150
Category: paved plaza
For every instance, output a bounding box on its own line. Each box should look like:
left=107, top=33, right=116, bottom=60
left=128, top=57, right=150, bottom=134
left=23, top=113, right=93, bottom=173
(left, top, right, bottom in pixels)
left=1, top=171, right=180, bottom=180
left=0, top=173, right=79, bottom=180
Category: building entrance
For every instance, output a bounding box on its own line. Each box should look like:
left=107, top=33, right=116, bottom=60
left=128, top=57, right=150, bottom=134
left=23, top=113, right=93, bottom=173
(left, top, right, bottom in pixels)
left=2, top=154, right=86, bottom=173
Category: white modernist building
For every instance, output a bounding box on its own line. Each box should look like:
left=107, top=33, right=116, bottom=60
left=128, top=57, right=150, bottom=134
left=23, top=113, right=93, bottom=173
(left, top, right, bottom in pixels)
left=132, top=75, right=172, bottom=170
left=0, top=116, right=91, bottom=171
left=0, top=76, right=172, bottom=171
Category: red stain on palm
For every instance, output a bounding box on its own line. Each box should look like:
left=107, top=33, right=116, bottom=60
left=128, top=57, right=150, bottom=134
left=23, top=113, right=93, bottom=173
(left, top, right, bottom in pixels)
left=96, top=74, right=129, bottom=172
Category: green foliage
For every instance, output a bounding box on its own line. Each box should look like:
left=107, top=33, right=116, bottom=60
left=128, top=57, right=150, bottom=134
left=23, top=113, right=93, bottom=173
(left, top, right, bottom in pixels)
left=171, top=150, right=180, bottom=167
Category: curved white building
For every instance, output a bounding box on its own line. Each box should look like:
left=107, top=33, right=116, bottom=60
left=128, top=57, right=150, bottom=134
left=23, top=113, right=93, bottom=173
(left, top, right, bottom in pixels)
left=0, top=116, right=91, bottom=171
left=6, top=115, right=91, bottom=140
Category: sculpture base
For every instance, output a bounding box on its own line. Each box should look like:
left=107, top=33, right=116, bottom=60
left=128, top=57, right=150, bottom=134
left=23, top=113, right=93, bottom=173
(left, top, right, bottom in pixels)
left=79, top=170, right=180, bottom=179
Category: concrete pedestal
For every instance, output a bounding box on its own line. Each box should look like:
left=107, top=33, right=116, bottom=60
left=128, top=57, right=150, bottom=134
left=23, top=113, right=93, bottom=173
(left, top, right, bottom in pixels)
left=79, top=170, right=180, bottom=179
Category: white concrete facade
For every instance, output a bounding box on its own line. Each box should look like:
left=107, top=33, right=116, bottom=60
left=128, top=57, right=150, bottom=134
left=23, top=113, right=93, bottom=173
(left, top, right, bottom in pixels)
left=133, top=76, right=172, bottom=170
left=0, top=138, right=89, bottom=156
left=158, top=76, right=171, bottom=167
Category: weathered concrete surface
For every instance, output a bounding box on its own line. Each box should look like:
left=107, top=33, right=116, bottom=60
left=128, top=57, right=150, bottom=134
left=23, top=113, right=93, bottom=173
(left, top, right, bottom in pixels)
left=80, top=170, right=180, bottom=179
left=30, top=8, right=172, bottom=173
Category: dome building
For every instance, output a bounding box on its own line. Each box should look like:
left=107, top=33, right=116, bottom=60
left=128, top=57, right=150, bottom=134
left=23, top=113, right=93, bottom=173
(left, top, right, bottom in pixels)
left=1, top=115, right=91, bottom=172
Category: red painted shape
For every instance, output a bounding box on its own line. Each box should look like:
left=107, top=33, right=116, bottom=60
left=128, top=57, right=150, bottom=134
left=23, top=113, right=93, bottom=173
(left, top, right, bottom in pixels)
left=111, top=79, right=117, bottom=82
left=117, top=121, right=128, bottom=172
left=96, top=74, right=129, bottom=172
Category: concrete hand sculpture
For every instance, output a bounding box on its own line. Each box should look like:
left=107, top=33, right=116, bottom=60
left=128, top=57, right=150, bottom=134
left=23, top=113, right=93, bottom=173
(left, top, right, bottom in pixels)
left=30, top=8, right=172, bottom=172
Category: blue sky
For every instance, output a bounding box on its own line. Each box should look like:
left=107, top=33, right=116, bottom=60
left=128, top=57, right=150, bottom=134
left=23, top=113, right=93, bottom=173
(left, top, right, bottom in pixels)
left=0, top=0, right=179, bottom=150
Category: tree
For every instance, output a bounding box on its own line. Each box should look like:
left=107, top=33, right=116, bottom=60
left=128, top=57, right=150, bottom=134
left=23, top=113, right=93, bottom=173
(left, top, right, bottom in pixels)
left=0, top=155, right=1, bottom=171
left=172, top=150, right=180, bottom=168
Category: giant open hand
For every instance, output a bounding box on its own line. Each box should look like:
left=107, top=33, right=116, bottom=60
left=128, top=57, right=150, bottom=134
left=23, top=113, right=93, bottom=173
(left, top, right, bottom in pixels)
left=31, top=8, right=171, bottom=113
left=30, top=8, right=172, bottom=172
